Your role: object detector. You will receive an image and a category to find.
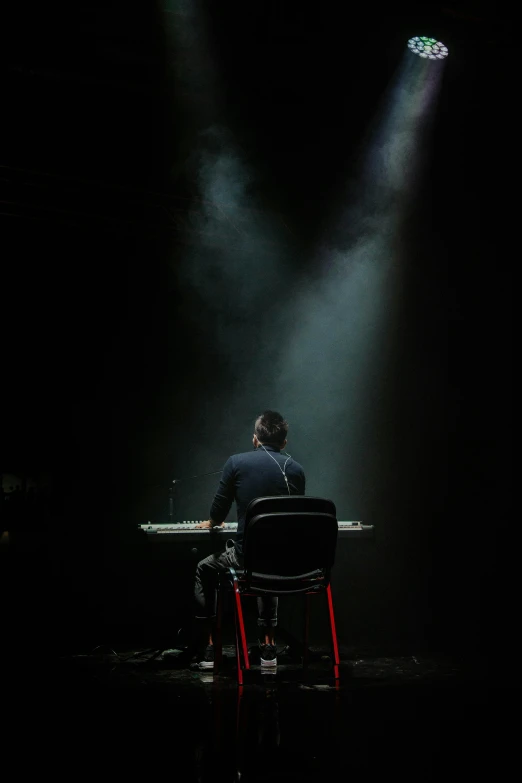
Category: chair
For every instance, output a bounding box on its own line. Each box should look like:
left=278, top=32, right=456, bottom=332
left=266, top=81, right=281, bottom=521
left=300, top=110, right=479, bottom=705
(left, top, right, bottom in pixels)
left=213, top=496, right=340, bottom=685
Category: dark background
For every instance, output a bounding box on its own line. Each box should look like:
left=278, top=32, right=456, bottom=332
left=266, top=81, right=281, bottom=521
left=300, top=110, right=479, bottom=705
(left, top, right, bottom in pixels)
left=1, top=2, right=508, bottom=657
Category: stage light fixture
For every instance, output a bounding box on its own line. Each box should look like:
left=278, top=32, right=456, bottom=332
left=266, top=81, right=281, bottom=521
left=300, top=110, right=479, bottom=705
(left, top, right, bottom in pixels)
left=407, top=36, right=448, bottom=60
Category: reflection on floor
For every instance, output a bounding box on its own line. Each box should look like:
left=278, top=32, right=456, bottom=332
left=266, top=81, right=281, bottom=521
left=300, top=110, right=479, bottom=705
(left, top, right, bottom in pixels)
left=8, top=642, right=490, bottom=780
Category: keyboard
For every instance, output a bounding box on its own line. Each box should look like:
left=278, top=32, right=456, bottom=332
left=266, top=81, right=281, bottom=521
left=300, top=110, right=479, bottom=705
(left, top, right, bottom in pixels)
left=139, top=520, right=373, bottom=537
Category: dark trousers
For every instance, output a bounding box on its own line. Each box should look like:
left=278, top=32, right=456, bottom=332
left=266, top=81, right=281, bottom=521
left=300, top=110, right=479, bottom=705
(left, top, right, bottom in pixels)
left=194, top=540, right=278, bottom=628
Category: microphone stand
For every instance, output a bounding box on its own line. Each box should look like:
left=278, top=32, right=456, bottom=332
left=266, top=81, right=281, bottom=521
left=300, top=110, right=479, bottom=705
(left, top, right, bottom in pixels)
left=168, top=485, right=174, bottom=521
left=133, top=468, right=226, bottom=660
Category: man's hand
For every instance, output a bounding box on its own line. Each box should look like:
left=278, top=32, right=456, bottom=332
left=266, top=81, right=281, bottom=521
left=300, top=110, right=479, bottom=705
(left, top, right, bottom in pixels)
left=196, top=520, right=225, bottom=530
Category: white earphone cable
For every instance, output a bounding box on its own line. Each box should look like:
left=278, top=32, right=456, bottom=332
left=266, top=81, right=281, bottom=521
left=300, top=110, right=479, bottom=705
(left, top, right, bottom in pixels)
left=260, top=445, right=292, bottom=495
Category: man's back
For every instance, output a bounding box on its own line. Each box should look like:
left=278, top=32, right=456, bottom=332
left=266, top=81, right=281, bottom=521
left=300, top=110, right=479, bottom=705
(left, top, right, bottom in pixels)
left=210, top=445, right=306, bottom=553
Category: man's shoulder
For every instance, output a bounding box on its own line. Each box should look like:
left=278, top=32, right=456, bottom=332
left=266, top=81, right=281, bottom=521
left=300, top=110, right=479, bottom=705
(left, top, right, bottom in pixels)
left=226, top=450, right=305, bottom=473
left=222, top=450, right=253, bottom=469
left=228, top=449, right=259, bottom=463
left=288, top=458, right=305, bottom=479
left=289, top=457, right=305, bottom=473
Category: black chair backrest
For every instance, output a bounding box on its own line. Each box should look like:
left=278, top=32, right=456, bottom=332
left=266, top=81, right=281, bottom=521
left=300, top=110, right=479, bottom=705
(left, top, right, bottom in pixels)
left=243, top=496, right=338, bottom=577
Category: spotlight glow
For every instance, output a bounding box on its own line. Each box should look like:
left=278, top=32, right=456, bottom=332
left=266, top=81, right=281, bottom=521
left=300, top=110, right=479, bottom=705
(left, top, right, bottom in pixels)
left=407, top=36, right=448, bottom=60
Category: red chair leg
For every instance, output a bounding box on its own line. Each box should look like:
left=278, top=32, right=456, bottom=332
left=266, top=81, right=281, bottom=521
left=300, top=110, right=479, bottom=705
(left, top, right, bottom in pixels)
left=234, top=609, right=244, bottom=686
left=303, top=593, right=311, bottom=670
left=231, top=576, right=250, bottom=672
left=235, top=684, right=245, bottom=775
left=326, top=583, right=340, bottom=680
left=214, top=584, right=223, bottom=673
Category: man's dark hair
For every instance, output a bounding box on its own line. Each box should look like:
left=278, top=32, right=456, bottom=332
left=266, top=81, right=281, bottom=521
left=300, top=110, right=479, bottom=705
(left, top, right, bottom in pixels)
left=254, top=411, right=288, bottom=447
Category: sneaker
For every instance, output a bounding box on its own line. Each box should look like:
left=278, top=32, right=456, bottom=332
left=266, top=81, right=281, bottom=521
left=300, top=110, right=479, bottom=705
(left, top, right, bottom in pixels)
left=190, top=644, right=214, bottom=671
left=259, top=642, right=277, bottom=668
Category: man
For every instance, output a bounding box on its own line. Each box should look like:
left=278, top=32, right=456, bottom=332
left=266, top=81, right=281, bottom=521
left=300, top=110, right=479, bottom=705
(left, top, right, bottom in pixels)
left=189, top=410, right=306, bottom=670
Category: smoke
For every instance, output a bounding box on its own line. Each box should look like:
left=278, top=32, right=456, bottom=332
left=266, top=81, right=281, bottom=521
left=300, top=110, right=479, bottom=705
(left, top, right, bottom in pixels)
left=169, top=120, right=296, bottom=505
left=181, top=125, right=289, bottom=324
left=167, top=7, right=445, bottom=521
left=256, top=54, right=446, bottom=514
left=168, top=0, right=220, bottom=118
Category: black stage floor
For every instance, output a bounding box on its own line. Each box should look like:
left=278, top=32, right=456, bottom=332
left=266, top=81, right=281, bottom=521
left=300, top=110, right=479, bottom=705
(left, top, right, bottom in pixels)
left=4, top=643, right=495, bottom=781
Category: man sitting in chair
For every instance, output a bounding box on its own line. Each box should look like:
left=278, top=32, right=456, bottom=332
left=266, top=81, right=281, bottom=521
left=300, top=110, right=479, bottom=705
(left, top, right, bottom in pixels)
left=189, top=410, right=306, bottom=670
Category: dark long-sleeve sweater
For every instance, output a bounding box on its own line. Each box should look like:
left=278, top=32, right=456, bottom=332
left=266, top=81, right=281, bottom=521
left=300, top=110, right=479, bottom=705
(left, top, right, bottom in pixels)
left=209, top=444, right=306, bottom=554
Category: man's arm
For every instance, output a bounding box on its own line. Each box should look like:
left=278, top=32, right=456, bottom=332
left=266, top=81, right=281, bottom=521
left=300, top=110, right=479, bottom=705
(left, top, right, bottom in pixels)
left=196, top=520, right=224, bottom=529
left=196, top=457, right=235, bottom=529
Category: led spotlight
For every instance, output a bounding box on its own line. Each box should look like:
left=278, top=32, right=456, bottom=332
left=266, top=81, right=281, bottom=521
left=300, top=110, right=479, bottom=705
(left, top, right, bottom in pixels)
left=408, top=36, right=449, bottom=60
